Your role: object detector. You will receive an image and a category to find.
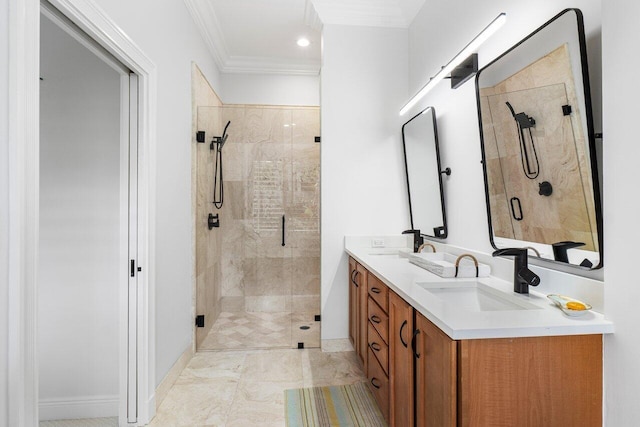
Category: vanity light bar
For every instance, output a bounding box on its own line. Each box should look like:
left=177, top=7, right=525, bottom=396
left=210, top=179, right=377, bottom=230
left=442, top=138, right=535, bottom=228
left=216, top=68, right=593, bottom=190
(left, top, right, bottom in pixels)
left=399, top=12, right=507, bottom=116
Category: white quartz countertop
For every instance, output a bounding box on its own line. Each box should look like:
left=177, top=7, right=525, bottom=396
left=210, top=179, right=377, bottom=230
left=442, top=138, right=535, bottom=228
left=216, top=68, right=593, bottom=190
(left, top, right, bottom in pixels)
left=346, top=243, right=614, bottom=340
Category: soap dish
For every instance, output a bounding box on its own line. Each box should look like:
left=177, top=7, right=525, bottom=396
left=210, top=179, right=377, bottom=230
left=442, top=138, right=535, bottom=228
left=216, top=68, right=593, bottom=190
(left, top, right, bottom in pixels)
left=547, top=294, right=592, bottom=317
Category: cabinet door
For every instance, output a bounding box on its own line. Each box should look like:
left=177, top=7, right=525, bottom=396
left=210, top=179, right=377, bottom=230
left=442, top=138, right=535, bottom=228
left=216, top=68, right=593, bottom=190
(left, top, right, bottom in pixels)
left=458, top=335, right=602, bottom=427
left=415, top=313, right=457, bottom=427
left=389, top=291, right=414, bottom=427
left=355, top=262, right=368, bottom=368
left=348, top=257, right=358, bottom=349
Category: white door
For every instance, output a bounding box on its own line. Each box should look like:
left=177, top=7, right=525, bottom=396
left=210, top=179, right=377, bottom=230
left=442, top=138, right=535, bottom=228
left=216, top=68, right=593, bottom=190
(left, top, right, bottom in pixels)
left=126, top=72, right=139, bottom=424
left=39, top=5, right=139, bottom=425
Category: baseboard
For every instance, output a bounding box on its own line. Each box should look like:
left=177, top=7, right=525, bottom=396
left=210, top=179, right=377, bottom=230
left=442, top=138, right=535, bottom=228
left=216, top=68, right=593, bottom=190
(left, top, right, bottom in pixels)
left=39, top=395, right=118, bottom=420
left=321, top=338, right=354, bottom=352
left=154, top=344, right=194, bottom=409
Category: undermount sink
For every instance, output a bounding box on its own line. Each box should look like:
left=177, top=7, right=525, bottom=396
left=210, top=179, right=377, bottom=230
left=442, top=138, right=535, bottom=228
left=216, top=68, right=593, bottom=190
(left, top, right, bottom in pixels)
left=417, top=281, right=540, bottom=312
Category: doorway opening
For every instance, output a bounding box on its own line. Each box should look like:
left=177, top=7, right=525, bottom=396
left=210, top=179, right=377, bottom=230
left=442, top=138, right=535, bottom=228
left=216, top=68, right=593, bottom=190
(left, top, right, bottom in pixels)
left=38, top=3, right=139, bottom=425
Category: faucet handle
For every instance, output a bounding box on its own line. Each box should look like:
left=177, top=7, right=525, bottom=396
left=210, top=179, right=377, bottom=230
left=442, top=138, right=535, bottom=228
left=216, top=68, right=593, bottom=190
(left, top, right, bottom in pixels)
left=518, top=266, right=541, bottom=287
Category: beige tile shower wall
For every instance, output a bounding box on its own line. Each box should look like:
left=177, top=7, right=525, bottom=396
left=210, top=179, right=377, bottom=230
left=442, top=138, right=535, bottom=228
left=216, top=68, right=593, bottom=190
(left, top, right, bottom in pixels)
left=216, top=105, right=320, bottom=318
left=192, top=64, right=223, bottom=348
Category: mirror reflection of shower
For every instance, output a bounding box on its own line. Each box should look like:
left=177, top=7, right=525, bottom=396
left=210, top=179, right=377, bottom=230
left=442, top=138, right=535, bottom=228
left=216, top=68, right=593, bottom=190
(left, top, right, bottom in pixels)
left=211, top=120, right=230, bottom=209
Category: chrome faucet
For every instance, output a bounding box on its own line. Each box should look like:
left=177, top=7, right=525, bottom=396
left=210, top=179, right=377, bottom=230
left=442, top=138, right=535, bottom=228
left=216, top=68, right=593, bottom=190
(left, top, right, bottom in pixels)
left=492, top=248, right=541, bottom=294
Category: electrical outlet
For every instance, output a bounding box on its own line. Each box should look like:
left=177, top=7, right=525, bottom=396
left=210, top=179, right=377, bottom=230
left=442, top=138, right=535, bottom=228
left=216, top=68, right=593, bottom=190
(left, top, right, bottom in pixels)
left=372, top=238, right=385, bottom=248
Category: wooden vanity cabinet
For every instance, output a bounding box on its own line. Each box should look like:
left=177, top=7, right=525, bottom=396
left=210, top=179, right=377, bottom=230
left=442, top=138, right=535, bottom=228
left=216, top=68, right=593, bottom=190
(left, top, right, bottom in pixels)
left=389, top=291, right=415, bottom=427
left=415, top=313, right=457, bottom=427
left=348, top=261, right=603, bottom=427
left=348, top=257, right=368, bottom=368
left=348, top=257, right=357, bottom=348
left=456, top=334, right=602, bottom=427
left=365, top=273, right=391, bottom=422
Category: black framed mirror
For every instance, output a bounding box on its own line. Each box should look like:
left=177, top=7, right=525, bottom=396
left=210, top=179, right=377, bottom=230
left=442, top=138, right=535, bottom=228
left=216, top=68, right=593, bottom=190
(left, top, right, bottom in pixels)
left=402, top=106, right=448, bottom=239
left=476, top=8, right=602, bottom=269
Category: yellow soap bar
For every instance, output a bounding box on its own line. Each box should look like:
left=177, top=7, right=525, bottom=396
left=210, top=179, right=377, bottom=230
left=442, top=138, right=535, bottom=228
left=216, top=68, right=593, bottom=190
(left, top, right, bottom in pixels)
left=566, top=301, right=587, bottom=311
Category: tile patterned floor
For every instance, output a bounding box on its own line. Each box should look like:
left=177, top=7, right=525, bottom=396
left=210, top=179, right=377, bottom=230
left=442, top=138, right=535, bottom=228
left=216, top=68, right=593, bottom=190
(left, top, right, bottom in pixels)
left=149, top=348, right=366, bottom=427
left=199, top=311, right=320, bottom=350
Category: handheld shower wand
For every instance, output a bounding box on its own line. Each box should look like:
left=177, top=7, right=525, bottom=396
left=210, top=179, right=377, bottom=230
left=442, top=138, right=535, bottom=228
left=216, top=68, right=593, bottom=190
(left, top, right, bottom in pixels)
left=211, top=121, right=231, bottom=209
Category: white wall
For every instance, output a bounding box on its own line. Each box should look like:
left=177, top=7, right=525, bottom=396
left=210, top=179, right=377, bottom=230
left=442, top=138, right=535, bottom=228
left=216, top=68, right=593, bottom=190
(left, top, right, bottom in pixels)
left=320, top=25, right=409, bottom=340
left=87, top=0, right=222, bottom=387
left=602, top=1, right=640, bottom=425
left=38, top=16, right=121, bottom=419
left=220, top=73, right=319, bottom=106
left=407, top=0, right=601, bottom=258
left=0, top=0, right=9, bottom=421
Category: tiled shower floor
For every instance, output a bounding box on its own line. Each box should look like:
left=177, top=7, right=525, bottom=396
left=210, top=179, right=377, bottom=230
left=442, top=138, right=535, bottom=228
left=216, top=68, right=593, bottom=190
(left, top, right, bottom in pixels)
left=199, top=311, right=320, bottom=350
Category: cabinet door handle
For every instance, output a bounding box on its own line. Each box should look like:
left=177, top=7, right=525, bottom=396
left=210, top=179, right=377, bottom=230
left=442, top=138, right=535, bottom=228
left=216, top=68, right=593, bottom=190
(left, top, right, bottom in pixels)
left=399, top=320, right=408, bottom=348
left=371, top=315, right=382, bottom=324
left=352, top=270, right=359, bottom=287
left=370, top=342, right=381, bottom=352
left=350, top=269, right=356, bottom=285
left=411, top=329, right=421, bottom=359
left=370, top=377, right=381, bottom=389
left=371, top=287, right=381, bottom=294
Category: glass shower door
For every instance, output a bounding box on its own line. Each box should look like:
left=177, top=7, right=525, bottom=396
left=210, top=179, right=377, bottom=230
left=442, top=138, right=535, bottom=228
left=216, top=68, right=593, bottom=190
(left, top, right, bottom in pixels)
left=195, top=105, right=320, bottom=350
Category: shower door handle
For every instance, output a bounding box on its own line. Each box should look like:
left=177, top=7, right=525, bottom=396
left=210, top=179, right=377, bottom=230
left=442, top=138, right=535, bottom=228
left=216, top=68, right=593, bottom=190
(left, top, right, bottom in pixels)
left=282, top=215, right=285, bottom=246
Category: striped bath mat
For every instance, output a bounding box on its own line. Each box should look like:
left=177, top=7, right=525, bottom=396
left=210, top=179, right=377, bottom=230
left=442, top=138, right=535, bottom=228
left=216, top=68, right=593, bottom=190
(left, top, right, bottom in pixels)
left=285, top=382, right=387, bottom=426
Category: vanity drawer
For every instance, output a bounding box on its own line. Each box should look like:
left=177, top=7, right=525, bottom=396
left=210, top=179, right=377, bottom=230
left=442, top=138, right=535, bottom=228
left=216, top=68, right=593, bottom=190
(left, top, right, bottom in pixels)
left=368, top=322, right=389, bottom=375
left=368, top=296, right=389, bottom=344
left=368, top=274, right=388, bottom=313
left=367, top=348, right=389, bottom=422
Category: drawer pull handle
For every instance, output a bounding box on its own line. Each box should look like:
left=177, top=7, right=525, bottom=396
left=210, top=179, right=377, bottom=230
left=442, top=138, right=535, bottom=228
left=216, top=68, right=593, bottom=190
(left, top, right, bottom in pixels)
left=399, top=320, right=408, bottom=348
left=370, top=342, right=381, bottom=351
left=371, top=287, right=381, bottom=294
left=371, top=377, right=381, bottom=389
left=411, top=329, right=421, bottom=358
left=371, top=315, right=382, bottom=324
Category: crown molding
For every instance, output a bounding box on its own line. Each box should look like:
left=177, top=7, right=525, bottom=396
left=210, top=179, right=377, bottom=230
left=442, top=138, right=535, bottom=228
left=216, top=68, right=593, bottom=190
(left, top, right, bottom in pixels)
left=183, top=0, right=228, bottom=71
left=222, top=56, right=320, bottom=76
left=304, top=0, right=323, bottom=32
left=184, top=0, right=320, bottom=75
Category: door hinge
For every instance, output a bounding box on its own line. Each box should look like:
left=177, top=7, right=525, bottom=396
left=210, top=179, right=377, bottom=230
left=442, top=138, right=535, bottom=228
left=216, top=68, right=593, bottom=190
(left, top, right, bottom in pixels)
left=196, top=131, right=205, bottom=143
left=195, top=315, right=205, bottom=328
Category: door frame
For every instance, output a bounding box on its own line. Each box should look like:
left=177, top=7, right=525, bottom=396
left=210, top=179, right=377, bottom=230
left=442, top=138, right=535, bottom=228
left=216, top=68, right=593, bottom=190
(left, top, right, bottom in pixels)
left=8, top=0, right=157, bottom=425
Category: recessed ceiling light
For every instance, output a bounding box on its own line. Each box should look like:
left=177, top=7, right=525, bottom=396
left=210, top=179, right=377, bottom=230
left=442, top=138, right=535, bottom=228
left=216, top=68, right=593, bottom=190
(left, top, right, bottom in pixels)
left=297, top=38, right=310, bottom=47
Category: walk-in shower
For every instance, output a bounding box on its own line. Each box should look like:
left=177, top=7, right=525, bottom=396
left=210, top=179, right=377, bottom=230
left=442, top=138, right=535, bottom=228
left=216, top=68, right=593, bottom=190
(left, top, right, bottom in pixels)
left=195, top=105, right=321, bottom=351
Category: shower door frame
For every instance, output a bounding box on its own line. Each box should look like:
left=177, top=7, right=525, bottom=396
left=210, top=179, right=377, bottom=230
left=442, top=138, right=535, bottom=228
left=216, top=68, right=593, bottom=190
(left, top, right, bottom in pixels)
left=8, top=0, right=157, bottom=425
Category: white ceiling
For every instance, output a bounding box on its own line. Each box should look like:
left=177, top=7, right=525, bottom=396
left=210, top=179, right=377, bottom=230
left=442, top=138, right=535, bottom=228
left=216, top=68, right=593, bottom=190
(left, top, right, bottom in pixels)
left=184, top=0, right=425, bottom=75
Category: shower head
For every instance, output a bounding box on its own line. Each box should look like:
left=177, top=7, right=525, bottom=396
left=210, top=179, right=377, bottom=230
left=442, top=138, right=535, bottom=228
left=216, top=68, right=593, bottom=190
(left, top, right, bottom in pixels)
left=210, top=121, right=231, bottom=151
left=222, top=121, right=230, bottom=139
